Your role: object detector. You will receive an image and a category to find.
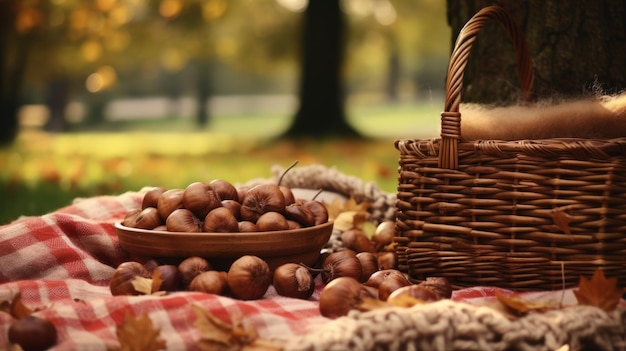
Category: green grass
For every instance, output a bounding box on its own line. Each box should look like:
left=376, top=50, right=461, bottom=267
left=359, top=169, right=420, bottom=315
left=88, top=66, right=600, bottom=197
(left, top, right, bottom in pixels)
left=0, top=101, right=442, bottom=225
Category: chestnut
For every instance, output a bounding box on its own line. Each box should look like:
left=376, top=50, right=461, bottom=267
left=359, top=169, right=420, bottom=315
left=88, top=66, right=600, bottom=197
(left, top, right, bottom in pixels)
left=287, top=220, right=302, bottom=230
left=133, top=207, right=162, bottom=230
left=153, top=264, right=182, bottom=292
left=8, top=315, right=57, bottom=351
left=420, top=277, right=453, bottom=300
left=238, top=221, right=258, bottom=232
left=121, top=208, right=141, bottom=227
left=157, top=188, right=184, bottom=220
left=221, top=199, right=242, bottom=220
left=110, top=261, right=151, bottom=296
left=284, top=203, right=315, bottom=227
left=372, top=220, right=395, bottom=251
left=273, top=263, right=315, bottom=299
left=178, top=256, right=212, bottom=287
left=256, top=211, right=290, bottom=231
left=209, top=179, right=239, bottom=201
left=143, top=259, right=160, bottom=274
left=236, top=185, right=251, bottom=204
left=302, top=200, right=329, bottom=225
left=240, top=184, right=286, bottom=222
left=189, top=270, right=229, bottom=295
left=318, top=276, right=374, bottom=319
left=203, top=207, right=239, bottom=232
left=377, top=274, right=411, bottom=301
left=365, top=269, right=407, bottom=288
left=377, top=251, right=398, bottom=270
left=183, top=182, right=221, bottom=219
left=166, top=208, right=201, bottom=232
left=321, top=250, right=363, bottom=284
left=280, top=186, right=296, bottom=206
left=227, top=255, right=271, bottom=300
left=341, top=228, right=376, bottom=253
left=356, top=252, right=379, bottom=282
left=142, top=186, right=167, bottom=209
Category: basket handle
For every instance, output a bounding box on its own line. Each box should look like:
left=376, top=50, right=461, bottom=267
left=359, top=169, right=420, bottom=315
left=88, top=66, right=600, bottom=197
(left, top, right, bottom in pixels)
left=439, top=5, right=535, bottom=169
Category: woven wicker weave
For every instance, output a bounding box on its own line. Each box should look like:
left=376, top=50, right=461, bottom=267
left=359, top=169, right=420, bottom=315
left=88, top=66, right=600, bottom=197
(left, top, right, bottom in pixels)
left=394, top=5, right=626, bottom=290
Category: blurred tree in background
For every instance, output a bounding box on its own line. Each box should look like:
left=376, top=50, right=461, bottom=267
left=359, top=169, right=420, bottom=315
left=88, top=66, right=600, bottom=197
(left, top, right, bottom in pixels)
left=0, top=0, right=451, bottom=144
left=0, top=0, right=35, bottom=145
left=284, top=0, right=359, bottom=138
left=447, top=0, right=626, bottom=104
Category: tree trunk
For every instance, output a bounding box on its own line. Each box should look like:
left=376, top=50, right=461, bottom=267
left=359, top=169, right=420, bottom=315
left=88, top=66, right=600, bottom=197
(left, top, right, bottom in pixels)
left=283, top=0, right=360, bottom=138
left=386, top=36, right=400, bottom=102
left=195, top=60, right=211, bottom=127
left=446, top=0, right=626, bottom=104
left=44, top=77, right=71, bottom=132
left=0, top=1, right=28, bottom=145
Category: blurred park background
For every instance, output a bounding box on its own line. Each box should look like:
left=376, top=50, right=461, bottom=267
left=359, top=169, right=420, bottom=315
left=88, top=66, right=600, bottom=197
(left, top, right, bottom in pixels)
left=3, top=0, right=624, bottom=226
left=0, top=0, right=452, bottom=224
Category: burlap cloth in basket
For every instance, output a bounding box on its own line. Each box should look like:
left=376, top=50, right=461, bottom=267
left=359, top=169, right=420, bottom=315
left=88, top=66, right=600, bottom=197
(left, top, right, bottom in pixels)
left=254, top=164, right=626, bottom=351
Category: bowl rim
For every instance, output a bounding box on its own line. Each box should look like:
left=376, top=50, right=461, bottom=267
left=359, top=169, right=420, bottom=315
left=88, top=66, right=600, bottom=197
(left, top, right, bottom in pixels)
left=114, top=220, right=334, bottom=260
left=114, top=220, right=333, bottom=238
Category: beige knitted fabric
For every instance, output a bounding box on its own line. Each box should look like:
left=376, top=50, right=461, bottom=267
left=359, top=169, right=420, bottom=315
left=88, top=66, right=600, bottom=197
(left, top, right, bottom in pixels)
left=280, top=300, right=626, bottom=351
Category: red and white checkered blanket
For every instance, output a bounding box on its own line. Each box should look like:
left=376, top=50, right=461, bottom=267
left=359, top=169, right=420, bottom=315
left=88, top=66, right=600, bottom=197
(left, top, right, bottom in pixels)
left=0, top=190, right=617, bottom=350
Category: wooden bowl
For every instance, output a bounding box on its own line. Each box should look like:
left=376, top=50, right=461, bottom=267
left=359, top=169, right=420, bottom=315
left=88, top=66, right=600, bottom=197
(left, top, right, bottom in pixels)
left=115, top=221, right=334, bottom=271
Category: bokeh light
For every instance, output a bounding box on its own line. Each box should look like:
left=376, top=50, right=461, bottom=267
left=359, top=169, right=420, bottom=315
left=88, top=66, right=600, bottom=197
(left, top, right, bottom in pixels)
left=81, top=40, right=103, bottom=62
left=85, top=65, right=117, bottom=92
left=203, top=0, right=228, bottom=20
left=276, top=0, right=308, bottom=13
left=159, top=0, right=182, bottom=19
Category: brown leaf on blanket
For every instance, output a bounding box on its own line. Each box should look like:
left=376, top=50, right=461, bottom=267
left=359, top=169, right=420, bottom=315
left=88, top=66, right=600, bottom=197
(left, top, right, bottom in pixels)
left=192, top=305, right=282, bottom=351
left=11, top=293, right=34, bottom=319
left=0, top=293, right=33, bottom=319
left=116, top=312, right=166, bottom=351
left=574, top=269, right=624, bottom=312
left=494, top=290, right=558, bottom=318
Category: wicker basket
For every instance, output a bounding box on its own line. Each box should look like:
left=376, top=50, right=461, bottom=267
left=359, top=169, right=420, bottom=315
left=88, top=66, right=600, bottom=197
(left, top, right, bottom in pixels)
left=394, top=5, right=626, bottom=290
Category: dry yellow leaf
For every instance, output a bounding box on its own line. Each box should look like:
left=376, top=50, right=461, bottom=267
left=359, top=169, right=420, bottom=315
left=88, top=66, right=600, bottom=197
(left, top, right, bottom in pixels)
left=494, top=290, right=556, bottom=317
left=324, top=196, right=371, bottom=222
left=333, top=211, right=359, bottom=231
left=116, top=312, right=166, bottom=351
left=192, top=305, right=282, bottom=351
left=151, top=269, right=164, bottom=293
left=130, top=276, right=153, bottom=295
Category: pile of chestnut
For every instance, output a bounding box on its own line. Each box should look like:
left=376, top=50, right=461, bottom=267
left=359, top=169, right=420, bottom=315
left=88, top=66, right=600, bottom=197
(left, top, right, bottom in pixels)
left=110, top=245, right=451, bottom=320
left=110, top=255, right=282, bottom=301
left=113, top=179, right=452, bottom=319
left=315, top=247, right=451, bottom=318
left=122, top=180, right=329, bottom=232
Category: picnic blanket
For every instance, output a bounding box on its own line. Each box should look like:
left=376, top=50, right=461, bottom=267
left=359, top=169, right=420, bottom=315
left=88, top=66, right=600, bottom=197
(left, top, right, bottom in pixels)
left=1, top=188, right=625, bottom=350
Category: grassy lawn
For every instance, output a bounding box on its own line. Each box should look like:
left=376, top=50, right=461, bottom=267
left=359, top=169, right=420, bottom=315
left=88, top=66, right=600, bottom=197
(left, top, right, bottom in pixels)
left=0, top=101, right=442, bottom=225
